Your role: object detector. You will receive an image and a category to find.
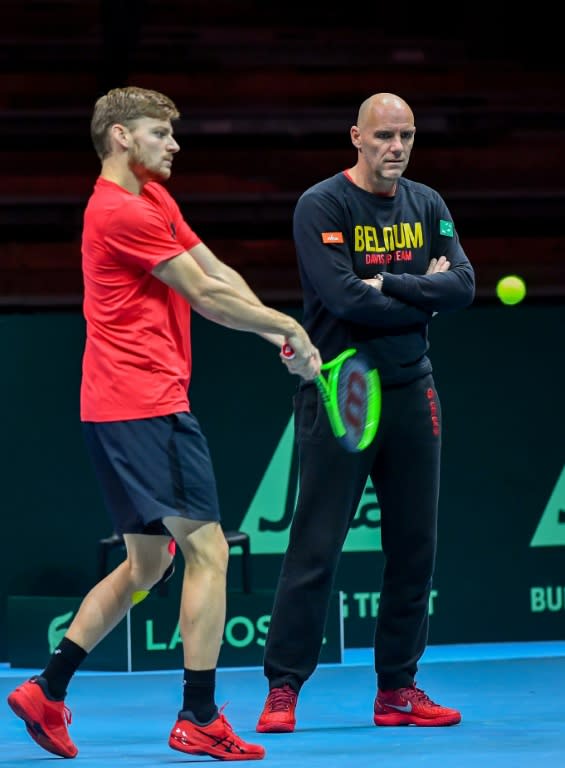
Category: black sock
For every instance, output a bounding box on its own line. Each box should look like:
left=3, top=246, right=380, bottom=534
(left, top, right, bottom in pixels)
left=41, top=637, right=88, bottom=699
left=182, top=668, right=217, bottom=723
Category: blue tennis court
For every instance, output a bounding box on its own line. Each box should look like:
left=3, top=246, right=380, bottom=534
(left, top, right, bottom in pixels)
left=2, top=641, right=564, bottom=767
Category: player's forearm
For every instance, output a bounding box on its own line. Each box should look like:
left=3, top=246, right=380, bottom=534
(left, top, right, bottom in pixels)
left=192, top=280, right=297, bottom=337
left=197, top=259, right=284, bottom=345
left=153, top=250, right=300, bottom=345
left=215, top=262, right=262, bottom=303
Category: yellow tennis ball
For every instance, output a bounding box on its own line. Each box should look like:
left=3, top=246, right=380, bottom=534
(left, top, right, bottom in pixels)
left=131, top=590, right=150, bottom=606
left=496, top=274, right=526, bottom=305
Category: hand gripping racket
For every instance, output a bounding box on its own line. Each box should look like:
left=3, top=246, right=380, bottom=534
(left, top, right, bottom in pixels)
left=282, top=344, right=381, bottom=452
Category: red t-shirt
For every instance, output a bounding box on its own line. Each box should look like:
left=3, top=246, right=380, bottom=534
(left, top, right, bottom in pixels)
left=80, top=177, right=201, bottom=421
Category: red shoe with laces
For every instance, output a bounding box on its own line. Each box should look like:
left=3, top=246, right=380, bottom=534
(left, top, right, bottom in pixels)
left=256, top=685, right=298, bottom=733
left=374, top=683, right=461, bottom=726
left=169, top=705, right=265, bottom=760
left=7, top=676, right=78, bottom=757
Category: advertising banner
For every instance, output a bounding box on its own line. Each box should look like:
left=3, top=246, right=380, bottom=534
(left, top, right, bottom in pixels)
left=6, top=591, right=344, bottom=671
left=1, top=306, right=563, bottom=661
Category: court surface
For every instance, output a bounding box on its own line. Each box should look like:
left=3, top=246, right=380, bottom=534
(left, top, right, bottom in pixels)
left=2, top=641, right=564, bottom=767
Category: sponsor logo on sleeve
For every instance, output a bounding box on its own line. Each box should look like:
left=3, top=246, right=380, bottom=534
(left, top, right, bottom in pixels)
left=321, top=232, right=345, bottom=244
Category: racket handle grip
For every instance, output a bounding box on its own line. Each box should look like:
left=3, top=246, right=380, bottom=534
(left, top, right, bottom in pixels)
left=281, top=343, right=296, bottom=359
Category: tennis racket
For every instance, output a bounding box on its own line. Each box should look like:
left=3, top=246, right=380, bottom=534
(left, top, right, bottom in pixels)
left=282, top=344, right=381, bottom=452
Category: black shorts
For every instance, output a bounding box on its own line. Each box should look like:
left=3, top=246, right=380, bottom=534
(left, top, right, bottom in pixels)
left=82, top=412, right=221, bottom=535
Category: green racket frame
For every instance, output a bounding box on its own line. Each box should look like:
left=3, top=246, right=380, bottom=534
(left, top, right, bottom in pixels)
left=314, top=348, right=381, bottom=451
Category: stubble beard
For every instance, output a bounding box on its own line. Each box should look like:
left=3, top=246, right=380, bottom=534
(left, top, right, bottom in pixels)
left=129, top=142, right=170, bottom=183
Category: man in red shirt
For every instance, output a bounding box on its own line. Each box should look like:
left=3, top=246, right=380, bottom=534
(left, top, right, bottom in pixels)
left=7, top=86, right=320, bottom=761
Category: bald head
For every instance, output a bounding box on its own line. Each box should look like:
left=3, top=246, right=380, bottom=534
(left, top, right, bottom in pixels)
left=356, top=93, right=414, bottom=128
left=349, top=93, right=416, bottom=194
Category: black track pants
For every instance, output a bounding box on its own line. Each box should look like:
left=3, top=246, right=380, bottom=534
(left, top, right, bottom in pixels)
left=263, top=373, right=441, bottom=692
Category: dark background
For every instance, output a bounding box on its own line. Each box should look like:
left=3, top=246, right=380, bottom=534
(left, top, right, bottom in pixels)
left=1, top=2, right=563, bottom=661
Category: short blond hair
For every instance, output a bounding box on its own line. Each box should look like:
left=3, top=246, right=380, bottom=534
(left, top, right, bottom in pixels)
left=90, top=86, right=180, bottom=160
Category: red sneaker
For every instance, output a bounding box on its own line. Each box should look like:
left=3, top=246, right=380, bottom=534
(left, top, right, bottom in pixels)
left=169, top=706, right=265, bottom=761
left=256, top=685, right=297, bottom=733
left=7, top=676, right=78, bottom=757
left=374, top=683, right=461, bottom=727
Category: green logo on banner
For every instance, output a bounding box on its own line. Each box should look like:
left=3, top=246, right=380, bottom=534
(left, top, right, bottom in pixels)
left=530, top=466, right=565, bottom=547
left=239, top=417, right=382, bottom=554
left=48, top=611, right=74, bottom=653
left=439, top=219, right=454, bottom=237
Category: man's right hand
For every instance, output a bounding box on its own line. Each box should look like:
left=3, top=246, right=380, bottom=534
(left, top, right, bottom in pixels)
left=280, top=331, right=322, bottom=380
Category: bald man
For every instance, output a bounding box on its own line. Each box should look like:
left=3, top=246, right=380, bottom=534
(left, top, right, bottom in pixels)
left=257, top=93, right=475, bottom=732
